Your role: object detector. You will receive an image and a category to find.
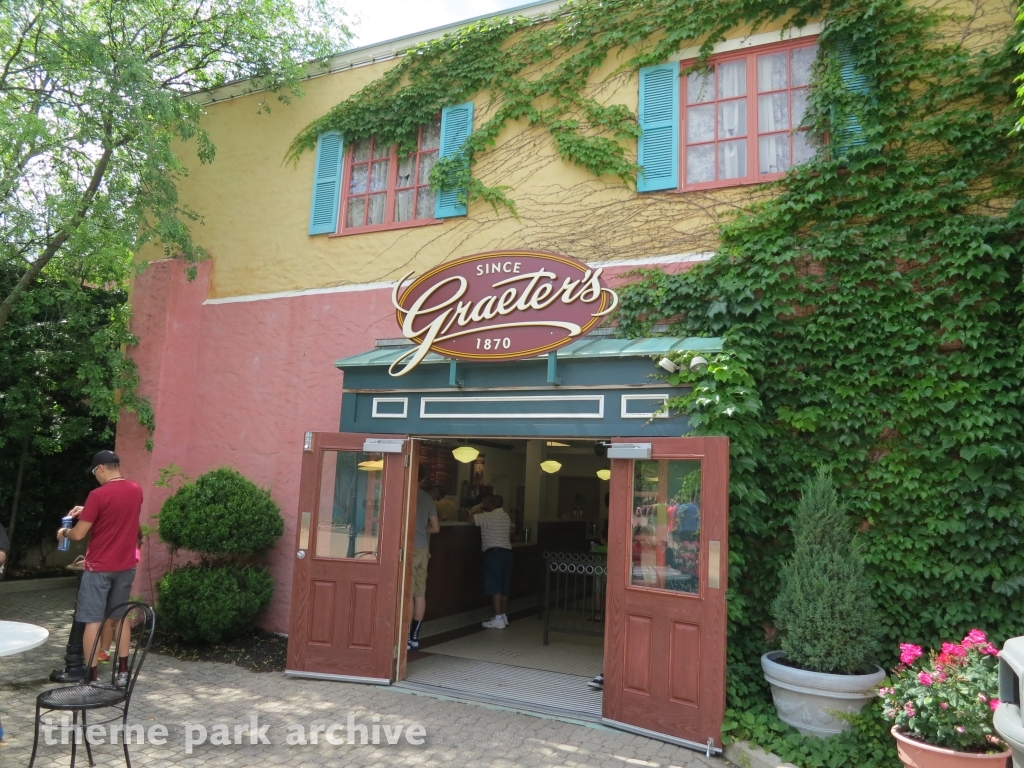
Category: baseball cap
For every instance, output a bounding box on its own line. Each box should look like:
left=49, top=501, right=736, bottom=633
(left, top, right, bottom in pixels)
left=87, top=450, right=120, bottom=474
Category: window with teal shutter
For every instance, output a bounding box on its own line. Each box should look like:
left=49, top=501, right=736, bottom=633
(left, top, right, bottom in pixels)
left=434, top=102, right=475, bottom=218
left=637, top=63, right=680, bottom=192
left=308, top=131, right=343, bottom=235
left=834, top=41, right=869, bottom=156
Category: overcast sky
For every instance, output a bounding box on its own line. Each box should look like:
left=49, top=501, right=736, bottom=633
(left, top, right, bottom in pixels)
left=344, top=0, right=535, bottom=48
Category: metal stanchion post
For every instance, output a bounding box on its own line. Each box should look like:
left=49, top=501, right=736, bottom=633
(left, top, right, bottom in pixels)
left=50, top=560, right=86, bottom=683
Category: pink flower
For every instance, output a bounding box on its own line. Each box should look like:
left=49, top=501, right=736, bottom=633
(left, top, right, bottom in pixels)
left=900, top=644, right=924, bottom=664
left=942, top=642, right=967, bottom=657
left=918, top=672, right=934, bottom=686
left=964, top=629, right=988, bottom=647
left=983, top=643, right=999, bottom=656
left=904, top=701, right=916, bottom=717
left=940, top=702, right=949, bottom=710
left=956, top=726, right=966, bottom=734
left=991, top=699, right=1001, bottom=712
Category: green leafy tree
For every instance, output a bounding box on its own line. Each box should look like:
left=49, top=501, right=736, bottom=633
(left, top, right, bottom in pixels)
left=0, top=0, right=352, bottom=335
left=771, top=467, right=882, bottom=674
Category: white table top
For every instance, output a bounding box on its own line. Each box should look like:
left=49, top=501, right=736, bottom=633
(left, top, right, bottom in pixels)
left=0, top=621, right=49, bottom=656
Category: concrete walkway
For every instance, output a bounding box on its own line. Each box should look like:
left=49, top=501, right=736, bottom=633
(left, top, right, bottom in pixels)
left=0, top=585, right=726, bottom=768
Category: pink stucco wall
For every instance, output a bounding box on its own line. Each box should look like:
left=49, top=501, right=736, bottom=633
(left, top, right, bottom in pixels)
left=116, top=257, right=697, bottom=634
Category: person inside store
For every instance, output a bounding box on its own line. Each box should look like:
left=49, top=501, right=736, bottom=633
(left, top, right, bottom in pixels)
left=56, top=450, right=142, bottom=688
left=429, top=485, right=458, bottom=523
left=408, top=466, right=440, bottom=650
left=473, top=495, right=514, bottom=629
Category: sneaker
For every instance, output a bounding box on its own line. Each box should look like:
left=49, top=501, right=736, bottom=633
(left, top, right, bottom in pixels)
left=482, top=616, right=506, bottom=629
left=114, top=671, right=129, bottom=690
left=408, top=638, right=419, bottom=650
left=588, top=674, right=604, bottom=690
left=500, top=615, right=509, bottom=627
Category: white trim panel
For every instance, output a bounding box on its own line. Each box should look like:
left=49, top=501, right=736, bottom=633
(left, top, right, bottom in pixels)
left=601, top=718, right=722, bottom=756
left=670, top=23, right=822, bottom=62
left=420, top=395, right=605, bottom=420
left=201, top=253, right=714, bottom=306
left=371, top=397, right=409, bottom=419
left=621, top=394, right=670, bottom=419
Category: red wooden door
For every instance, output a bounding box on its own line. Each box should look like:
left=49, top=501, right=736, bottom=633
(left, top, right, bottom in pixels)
left=286, top=432, right=410, bottom=683
left=602, top=437, right=729, bottom=754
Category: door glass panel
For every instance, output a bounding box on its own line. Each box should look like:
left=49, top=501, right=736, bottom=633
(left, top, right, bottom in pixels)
left=631, top=459, right=701, bottom=594
left=315, top=451, right=384, bottom=560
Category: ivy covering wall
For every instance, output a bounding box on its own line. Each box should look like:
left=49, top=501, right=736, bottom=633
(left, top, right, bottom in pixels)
left=292, top=0, right=1023, bottom=765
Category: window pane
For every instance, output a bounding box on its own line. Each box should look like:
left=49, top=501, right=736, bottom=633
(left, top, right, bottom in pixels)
left=686, top=70, right=715, bottom=104
left=346, top=196, right=365, bottom=228
left=717, top=60, right=745, bottom=98
left=718, top=99, right=746, bottom=138
left=418, top=151, right=437, bottom=185
left=791, top=89, right=809, bottom=127
left=686, top=104, right=715, bottom=143
left=791, top=45, right=817, bottom=87
left=371, top=140, right=390, bottom=159
left=759, top=134, right=789, bottom=174
left=718, top=139, right=746, bottom=179
left=369, top=160, right=389, bottom=192
left=758, top=93, right=789, bottom=132
left=394, top=189, right=414, bottom=222
left=367, top=193, right=386, bottom=225
left=421, top=117, right=442, bottom=151
left=686, top=144, right=715, bottom=184
left=315, top=451, right=383, bottom=561
left=757, top=52, right=788, bottom=92
left=416, top=187, right=435, bottom=220
left=349, top=164, right=368, bottom=195
left=792, top=130, right=816, bottom=165
left=397, top=154, right=415, bottom=188
left=351, top=139, right=371, bottom=162
left=630, top=459, right=701, bottom=594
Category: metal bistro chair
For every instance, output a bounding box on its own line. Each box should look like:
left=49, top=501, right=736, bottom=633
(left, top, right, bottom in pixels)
left=29, top=601, right=156, bottom=768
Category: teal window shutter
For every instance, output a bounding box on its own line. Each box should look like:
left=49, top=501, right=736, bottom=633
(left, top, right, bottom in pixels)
left=834, top=41, right=869, bottom=155
left=434, top=102, right=475, bottom=218
left=308, top=130, right=343, bottom=235
left=637, top=62, right=680, bottom=192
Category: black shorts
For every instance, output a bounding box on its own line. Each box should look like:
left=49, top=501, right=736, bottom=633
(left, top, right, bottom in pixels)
left=482, top=548, right=512, bottom=596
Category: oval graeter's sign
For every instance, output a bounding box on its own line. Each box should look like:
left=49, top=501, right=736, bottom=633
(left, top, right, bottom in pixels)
left=389, top=250, right=619, bottom=377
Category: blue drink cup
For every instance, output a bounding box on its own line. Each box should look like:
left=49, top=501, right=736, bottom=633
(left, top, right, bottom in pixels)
left=58, top=515, right=74, bottom=551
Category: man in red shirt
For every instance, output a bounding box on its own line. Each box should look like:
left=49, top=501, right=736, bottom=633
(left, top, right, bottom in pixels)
left=57, top=450, right=142, bottom=687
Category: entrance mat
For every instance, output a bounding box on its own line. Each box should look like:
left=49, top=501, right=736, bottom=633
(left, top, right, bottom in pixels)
left=422, top=615, right=603, bottom=677
left=402, top=654, right=602, bottom=720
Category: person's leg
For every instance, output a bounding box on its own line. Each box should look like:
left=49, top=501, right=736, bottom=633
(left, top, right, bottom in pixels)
left=412, top=597, right=426, bottom=622
left=102, top=569, right=136, bottom=685
left=82, top=622, right=102, bottom=669
left=409, top=549, right=429, bottom=648
left=492, top=593, right=502, bottom=616
left=500, top=594, right=508, bottom=616
left=98, top=621, right=114, bottom=659
left=74, top=571, right=111, bottom=681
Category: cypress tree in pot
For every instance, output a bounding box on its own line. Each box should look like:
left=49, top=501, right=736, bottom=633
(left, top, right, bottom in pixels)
left=762, top=466, right=885, bottom=737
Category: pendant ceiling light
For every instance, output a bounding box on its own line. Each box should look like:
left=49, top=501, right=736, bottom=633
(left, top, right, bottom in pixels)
left=358, top=459, right=384, bottom=471
left=452, top=445, right=480, bottom=464
left=539, top=460, right=562, bottom=474
left=596, top=469, right=611, bottom=481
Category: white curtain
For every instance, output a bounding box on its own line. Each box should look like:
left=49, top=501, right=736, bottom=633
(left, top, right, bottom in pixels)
left=717, top=61, right=746, bottom=179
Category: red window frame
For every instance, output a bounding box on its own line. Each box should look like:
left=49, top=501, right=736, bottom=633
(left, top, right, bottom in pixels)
left=334, top=119, right=442, bottom=236
left=679, top=37, right=818, bottom=192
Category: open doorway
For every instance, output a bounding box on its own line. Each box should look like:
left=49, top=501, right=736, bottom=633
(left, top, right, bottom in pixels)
left=399, top=437, right=611, bottom=720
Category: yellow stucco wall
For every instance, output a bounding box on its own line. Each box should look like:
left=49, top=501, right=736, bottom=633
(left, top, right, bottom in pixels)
left=165, top=0, right=1014, bottom=300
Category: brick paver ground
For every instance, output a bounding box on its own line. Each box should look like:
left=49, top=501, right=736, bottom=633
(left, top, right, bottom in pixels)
left=0, top=586, right=726, bottom=768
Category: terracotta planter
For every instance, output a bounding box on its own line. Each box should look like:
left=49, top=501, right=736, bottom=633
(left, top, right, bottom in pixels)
left=891, top=727, right=1011, bottom=768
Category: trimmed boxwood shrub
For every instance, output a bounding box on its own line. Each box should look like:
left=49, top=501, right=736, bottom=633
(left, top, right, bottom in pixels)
left=156, top=564, right=274, bottom=643
left=158, top=468, right=283, bottom=557
left=156, top=467, right=284, bottom=643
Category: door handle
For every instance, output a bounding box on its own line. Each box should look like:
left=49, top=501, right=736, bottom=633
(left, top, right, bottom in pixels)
left=708, top=540, right=721, bottom=589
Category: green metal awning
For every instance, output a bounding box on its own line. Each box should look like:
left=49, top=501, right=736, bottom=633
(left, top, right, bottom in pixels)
left=335, top=336, right=722, bottom=370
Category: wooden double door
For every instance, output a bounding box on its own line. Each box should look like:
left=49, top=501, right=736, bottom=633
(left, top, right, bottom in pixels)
left=285, top=433, right=728, bottom=752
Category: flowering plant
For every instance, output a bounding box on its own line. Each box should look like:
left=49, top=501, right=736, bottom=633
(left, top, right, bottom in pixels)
left=880, top=629, right=1003, bottom=753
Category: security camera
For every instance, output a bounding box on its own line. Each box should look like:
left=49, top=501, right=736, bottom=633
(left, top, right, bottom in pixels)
left=689, top=356, right=708, bottom=371
left=594, top=442, right=610, bottom=458
left=658, top=357, right=679, bottom=373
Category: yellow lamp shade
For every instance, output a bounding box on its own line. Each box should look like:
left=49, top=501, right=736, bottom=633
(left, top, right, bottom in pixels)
left=596, top=469, right=611, bottom=481
left=539, top=460, right=562, bottom=474
left=358, top=459, right=384, bottom=471
left=452, top=446, right=480, bottom=464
